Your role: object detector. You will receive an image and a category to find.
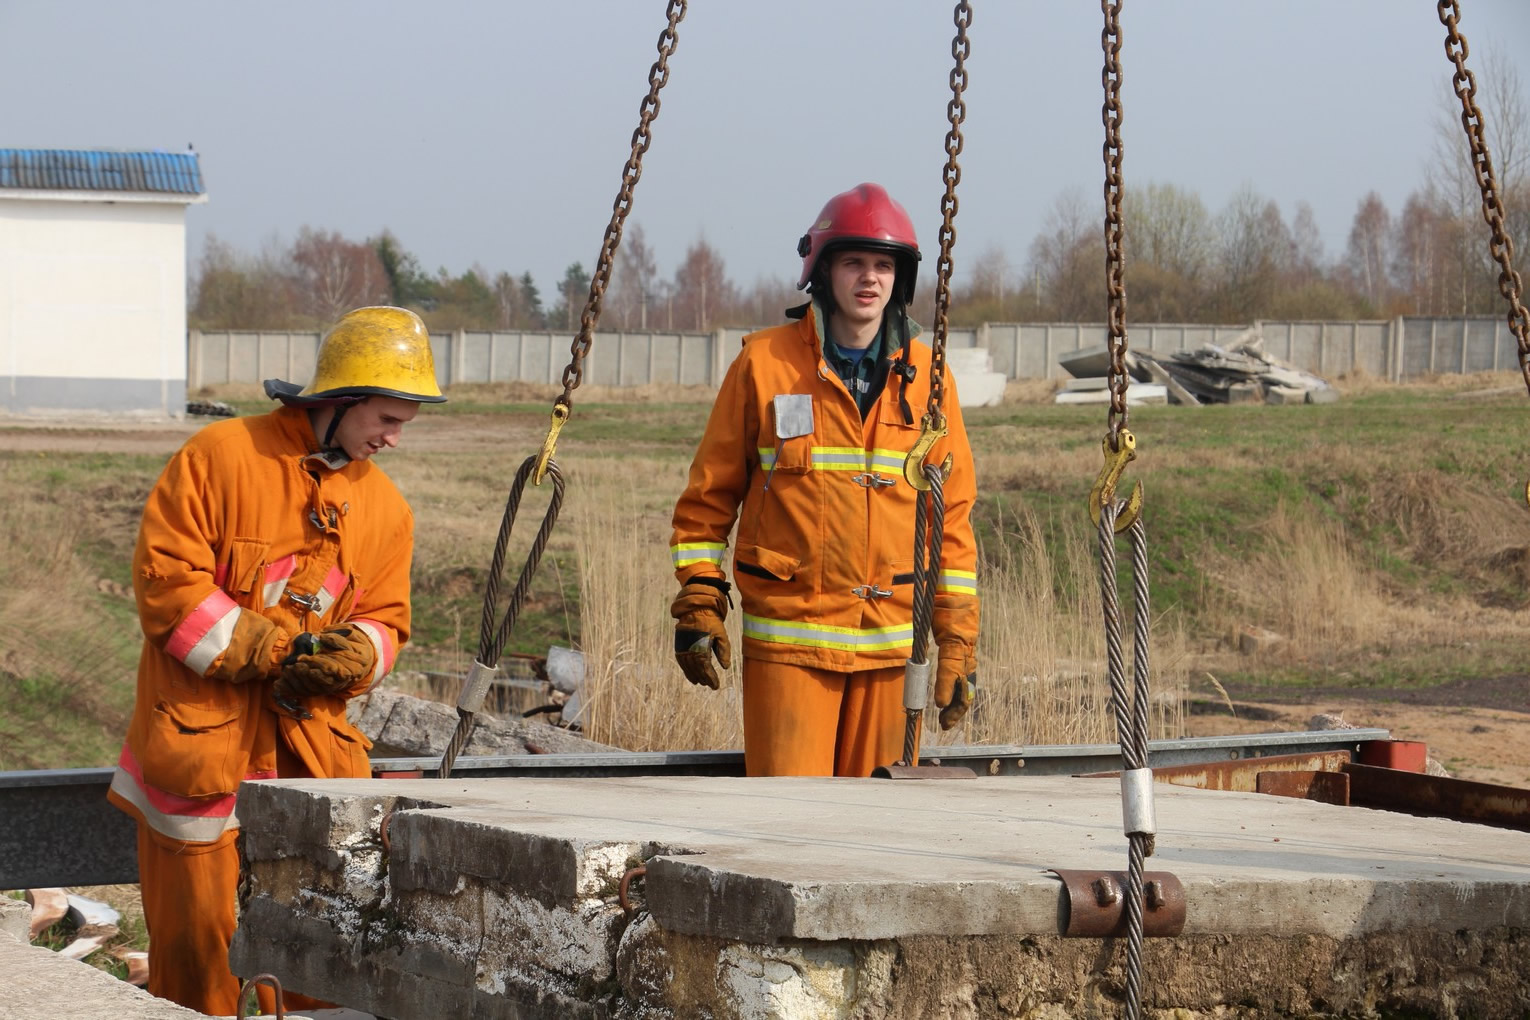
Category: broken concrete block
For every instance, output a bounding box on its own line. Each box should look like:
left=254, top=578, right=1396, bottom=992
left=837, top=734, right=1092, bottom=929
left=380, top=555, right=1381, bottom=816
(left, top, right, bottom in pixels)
left=348, top=688, right=613, bottom=759
left=1306, top=385, right=1340, bottom=405
left=546, top=646, right=584, bottom=694
left=0, top=897, right=27, bottom=942
left=1226, top=381, right=1265, bottom=404
left=1265, top=384, right=1309, bottom=405
left=1238, top=625, right=1284, bottom=655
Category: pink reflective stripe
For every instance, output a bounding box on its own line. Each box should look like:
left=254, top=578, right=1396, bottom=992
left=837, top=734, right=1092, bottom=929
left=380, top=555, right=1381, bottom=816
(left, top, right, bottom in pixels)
left=313, top=566, right=347, bottom=618
left=350, top=619, right=394, bottom=691
left=165, top=591, right=241, bottom=675
left=213, top=563, right=229, bottom=586
left=115, top=744, right=236, bottom=819
left=261, top=554, right=298, bottom=608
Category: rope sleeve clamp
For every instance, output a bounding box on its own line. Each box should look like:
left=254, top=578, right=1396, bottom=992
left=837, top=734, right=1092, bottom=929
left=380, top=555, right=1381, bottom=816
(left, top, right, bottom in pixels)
left=902, top=657, right=931, bottom=712
left=1088, top=427, right=1143, bottom=533
left=1119, top=767, right=1157, bottom=838
left=457, top=659, right=497, bottom=714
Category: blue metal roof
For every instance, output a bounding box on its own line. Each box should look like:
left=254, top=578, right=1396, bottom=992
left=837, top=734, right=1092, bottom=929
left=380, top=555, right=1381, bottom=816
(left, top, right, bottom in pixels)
left=0, top=149, right=204, bottom=195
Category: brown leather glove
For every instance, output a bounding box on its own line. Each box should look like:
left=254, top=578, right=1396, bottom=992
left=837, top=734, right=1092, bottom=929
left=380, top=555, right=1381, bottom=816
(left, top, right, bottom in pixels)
left=671, top=577, right=731, bottom=689
left=210, top=612, right=282, bottom=685
left=275, top=626, right=376, bottom=699
left=934, top=642, right=977, bottom=730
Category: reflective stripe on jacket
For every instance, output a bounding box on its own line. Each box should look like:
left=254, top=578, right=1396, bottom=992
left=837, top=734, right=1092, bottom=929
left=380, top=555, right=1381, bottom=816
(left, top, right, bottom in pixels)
left=109, top=405, right=411, bottom=842
left=670, top=308, right=979, bottom=671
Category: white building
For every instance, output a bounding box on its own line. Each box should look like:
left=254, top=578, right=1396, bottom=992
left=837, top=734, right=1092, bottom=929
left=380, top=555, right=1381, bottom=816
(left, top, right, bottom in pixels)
left=0, top=148, right=207, bottom=416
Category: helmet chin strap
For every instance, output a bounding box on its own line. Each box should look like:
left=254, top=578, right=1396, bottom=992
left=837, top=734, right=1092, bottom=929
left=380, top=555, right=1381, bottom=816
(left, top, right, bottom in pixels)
left=322, top=403, right=349, bottom=448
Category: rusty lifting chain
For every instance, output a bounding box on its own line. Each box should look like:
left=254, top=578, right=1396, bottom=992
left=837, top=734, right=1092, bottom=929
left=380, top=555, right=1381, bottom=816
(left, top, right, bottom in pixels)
left=535, top=0, right=687, bottom=485
left=440, top=2, right=686, bottom=778
left=1436, top=1, right=1530, bottom=506
left=891, top=1, right=973, bottom=772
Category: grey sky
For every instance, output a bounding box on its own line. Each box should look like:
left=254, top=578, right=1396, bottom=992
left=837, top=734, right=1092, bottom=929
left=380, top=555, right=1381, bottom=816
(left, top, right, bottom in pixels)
left=4, top=1, right=1527, bottom=301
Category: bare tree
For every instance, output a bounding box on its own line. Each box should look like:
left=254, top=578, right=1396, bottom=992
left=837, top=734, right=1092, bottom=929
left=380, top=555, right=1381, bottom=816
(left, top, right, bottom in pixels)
left=1344, top=192, right=1392, bottom=312
left=672, top=236, right=735, bottom=331
left=1025, top=188, right=1102, bottom=322
left=291, top=227, right=390, bottom=324
left=610, top=223, right=659, bottom=329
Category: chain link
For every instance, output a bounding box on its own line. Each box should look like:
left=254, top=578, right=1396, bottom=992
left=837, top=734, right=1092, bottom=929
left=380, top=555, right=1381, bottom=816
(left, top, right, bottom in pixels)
left=557, top=0, right=687, bottom=406
left=927, top=0, right=973, bottom=422
left=1438, top=1, right=1530, bottom=399
left=1101, top=0, right=1129, bottom=445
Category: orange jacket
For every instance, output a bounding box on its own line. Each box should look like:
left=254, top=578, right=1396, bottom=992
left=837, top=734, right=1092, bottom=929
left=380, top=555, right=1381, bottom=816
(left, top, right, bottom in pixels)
left=109, top=405, right=411, bottom=842
left=670, top=306, right=979, bottom=672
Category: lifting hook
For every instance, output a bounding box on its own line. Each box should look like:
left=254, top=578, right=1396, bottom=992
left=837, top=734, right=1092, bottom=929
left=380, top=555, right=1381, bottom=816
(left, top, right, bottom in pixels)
left=1088, top=428, right=1143, bottom=533
left=903, top=412, right=953, bottom=491
left=535, top=400, right=571, bottom=486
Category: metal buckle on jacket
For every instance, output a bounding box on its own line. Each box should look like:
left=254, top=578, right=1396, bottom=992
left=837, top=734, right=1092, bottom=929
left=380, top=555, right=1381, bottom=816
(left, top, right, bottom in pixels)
left=851, top=473, right=896, bottom=489
left=287, top=590, right=322, bottom=613
left=852, top=585, right=894, bottom=600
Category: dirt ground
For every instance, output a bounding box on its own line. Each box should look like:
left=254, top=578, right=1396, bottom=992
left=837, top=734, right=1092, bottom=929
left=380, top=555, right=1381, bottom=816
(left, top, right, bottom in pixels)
left=6, top=414, right=1529, bottom=793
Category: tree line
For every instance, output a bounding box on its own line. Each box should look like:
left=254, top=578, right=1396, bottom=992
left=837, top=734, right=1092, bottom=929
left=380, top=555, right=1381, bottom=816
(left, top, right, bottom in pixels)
left=191, top=74, right=1526, bottom=332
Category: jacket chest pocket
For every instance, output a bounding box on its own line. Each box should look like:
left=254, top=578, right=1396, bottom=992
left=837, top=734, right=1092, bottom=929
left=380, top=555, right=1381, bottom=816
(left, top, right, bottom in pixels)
left=762, top=393, right=815, bottom=475
left=222, top=538, right=269, bottom=608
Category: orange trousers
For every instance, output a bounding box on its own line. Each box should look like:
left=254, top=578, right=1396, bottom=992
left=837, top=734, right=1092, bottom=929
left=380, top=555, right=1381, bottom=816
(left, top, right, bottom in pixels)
left=136, top=742, right=330, bottom=1015
left=741, top=659, right=914, bottom=776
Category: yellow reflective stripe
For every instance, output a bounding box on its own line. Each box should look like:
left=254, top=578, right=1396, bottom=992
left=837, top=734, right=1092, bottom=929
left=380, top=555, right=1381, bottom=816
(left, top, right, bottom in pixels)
left=742, top=613, right=913, bottom=652
left=756, top=446, right=915, bottom=477
left=938, top=569, right=978, bottom=595
left=672, top=542, right=726, bottom=567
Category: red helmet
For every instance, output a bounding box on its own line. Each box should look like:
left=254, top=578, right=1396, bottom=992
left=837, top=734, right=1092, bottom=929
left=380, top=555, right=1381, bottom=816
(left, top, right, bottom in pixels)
left=796, top=182, right=921, bottom=303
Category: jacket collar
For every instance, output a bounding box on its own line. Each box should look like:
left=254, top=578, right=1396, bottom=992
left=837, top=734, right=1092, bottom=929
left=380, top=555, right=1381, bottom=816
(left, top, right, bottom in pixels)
left=270, top=404, right=355, bottom=471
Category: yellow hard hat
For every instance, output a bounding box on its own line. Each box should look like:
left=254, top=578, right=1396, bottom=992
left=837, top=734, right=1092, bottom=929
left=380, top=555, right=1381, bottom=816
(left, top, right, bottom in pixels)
left=265, top=306, right=446, bottom=405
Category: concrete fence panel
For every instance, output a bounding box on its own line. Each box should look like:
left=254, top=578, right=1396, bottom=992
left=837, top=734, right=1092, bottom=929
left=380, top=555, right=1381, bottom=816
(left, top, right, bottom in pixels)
left=187, top=316, right=1518, bottom=390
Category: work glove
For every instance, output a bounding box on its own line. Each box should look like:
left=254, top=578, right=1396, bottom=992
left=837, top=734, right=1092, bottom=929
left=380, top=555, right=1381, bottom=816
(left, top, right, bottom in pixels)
left=210, top=612, right=282, bottom=686
left=671, top=577, right=732, bottom=690
left=934, top=642, right=977, bottom=731
left=275, top=626, right=376, bottom=700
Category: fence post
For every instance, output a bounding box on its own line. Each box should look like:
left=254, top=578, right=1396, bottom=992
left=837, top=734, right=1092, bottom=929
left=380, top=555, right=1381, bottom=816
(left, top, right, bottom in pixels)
left=713, top=329, right=727, bottom=386
left=186, top=329, right=202, bottom=391
left=452, top=329, right=466, bottom=385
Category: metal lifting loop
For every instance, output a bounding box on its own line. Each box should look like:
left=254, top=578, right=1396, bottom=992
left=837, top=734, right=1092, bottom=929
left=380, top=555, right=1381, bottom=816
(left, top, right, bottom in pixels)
left=534, top=399, right=571, bottom=486
left=554, top=0, right=686, bottom=420
left=1436, top=2, right=1530, bottom=506
left=439, top=456, right=566, bottom=779
left=236, top=973, right=285, bottom=1020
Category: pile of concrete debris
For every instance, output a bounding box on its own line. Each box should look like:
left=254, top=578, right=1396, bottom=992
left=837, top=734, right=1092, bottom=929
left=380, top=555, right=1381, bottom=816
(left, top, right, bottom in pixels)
left=1056, top=329, right=1339, bottom=407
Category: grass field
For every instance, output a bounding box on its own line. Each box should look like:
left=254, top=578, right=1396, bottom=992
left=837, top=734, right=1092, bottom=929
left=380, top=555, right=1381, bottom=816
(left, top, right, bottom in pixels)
left=1, top=372, right=1526, bottom=771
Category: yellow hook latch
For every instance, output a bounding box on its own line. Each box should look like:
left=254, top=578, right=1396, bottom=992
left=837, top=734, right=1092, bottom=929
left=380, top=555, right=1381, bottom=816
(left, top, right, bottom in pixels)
left=1088, top=428, right=1143, bottom=533
left=903, top=412, right=954, bottom=491
left=534, top=400, right=571, bottom=486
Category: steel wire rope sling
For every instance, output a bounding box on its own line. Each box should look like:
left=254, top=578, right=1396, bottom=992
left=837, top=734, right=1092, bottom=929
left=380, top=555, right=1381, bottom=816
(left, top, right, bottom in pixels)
left=437, top=0, right=688, bottom=779
left=1438, top=1, right=1530, bottom=506
left=1066, top=3, right=1178, bottom=1017
left=886, top=0, right=973, bottom=776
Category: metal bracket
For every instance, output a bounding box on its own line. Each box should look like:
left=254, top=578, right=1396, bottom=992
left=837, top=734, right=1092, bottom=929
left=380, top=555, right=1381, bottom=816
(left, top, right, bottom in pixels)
left=1049, top=868, right=1186, bottom=937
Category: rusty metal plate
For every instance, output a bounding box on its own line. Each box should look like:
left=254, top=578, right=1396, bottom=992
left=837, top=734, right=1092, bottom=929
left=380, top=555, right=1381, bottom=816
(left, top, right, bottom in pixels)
left=1049, top=868, right=1186, bottom=938
left=1256, top=769, right=1351, bottom=805
left=1342, top=763, right=1530, bottom=831
left=1079, top=750, right=1352, bottom=793
left=871, top=764, right=977, bottom=780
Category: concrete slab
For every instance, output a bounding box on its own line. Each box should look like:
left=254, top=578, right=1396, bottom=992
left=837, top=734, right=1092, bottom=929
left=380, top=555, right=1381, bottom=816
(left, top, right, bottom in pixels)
left=231, top=775, right=1530, bottom=1019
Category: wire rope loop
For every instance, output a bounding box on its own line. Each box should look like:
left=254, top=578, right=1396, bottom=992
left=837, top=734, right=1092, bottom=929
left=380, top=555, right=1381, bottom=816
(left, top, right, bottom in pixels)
left=556, top=0, right=687, bottom=410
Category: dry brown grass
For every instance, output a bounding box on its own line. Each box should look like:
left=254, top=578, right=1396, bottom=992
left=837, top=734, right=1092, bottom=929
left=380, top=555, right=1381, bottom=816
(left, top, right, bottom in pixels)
left=565, top=462, right=1185, bottom=752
